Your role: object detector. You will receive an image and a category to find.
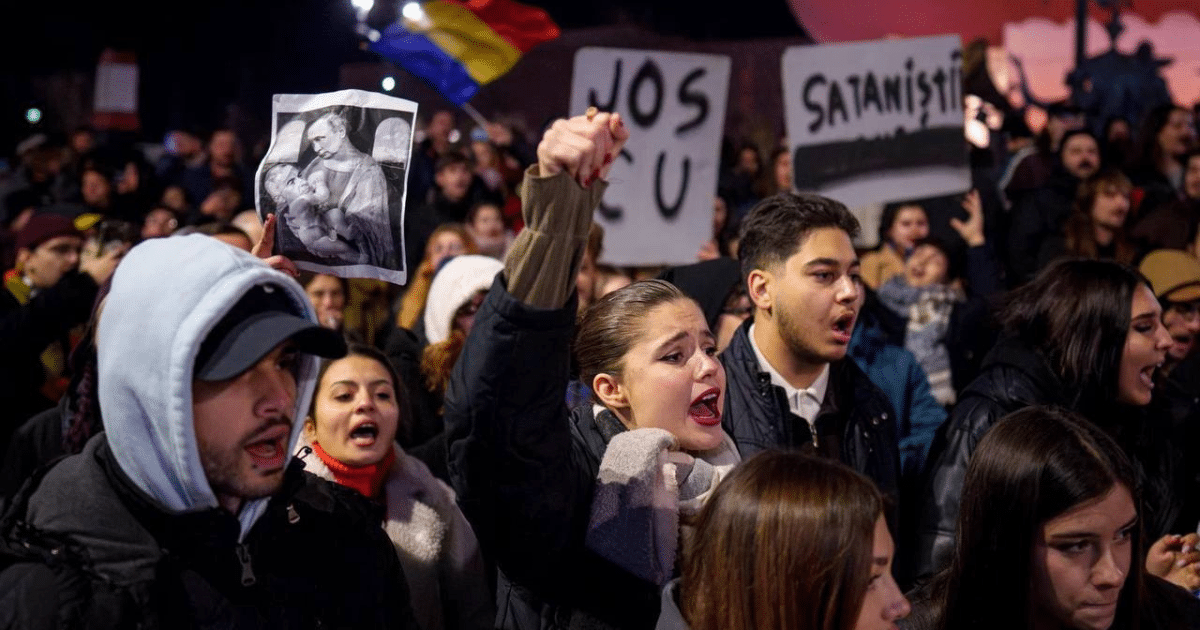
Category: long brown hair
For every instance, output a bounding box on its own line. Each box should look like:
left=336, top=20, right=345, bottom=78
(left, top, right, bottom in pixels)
left=681, top=452, right=883, bottom=630
left=1063, top=169, right=1135, bottom=264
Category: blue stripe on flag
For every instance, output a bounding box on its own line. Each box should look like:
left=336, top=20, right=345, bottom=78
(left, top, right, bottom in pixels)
left=370, top=24, right=480, bottom=105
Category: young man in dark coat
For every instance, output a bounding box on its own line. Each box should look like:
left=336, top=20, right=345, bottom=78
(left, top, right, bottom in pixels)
left=0, top=214, right=120, bottom=450
left=0, top=235, right=419, bottom=629
left=721, top=192, right=901, bottom=503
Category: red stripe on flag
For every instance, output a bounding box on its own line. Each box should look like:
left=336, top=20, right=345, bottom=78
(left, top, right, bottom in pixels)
left=452, top=0, right=560, bottom=53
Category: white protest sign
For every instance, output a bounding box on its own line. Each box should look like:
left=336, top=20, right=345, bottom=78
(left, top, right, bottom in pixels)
left=782, top=35, right=969, bottom=209
left=570, top=48, right=730, bottom=266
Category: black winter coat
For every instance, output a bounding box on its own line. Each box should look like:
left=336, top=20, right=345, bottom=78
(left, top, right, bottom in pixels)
left=907, top=335, right=1070, bottom=582
left=906, top=335, right=1185, bottom=583
left=0, top=270, right=97, bottom=449
left=0, top=396, right=68, bottom=503
left=445, top=277, right=661, bottom=630
left=0, top=435, right=420, bottom=629
left=720, top=320, right=901, bottom=504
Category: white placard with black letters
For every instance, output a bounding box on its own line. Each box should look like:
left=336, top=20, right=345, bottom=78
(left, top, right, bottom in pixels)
left=570, top=48, right=731, bottom=267
left=782, top=35, right=969, bottom=210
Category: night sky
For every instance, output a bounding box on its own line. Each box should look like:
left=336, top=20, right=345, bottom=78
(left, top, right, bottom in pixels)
left=1, top=0, right=804, bottom=154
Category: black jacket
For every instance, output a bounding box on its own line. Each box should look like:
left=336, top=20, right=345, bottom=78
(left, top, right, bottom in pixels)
left=906, top=335, right=1182, bottom=583
left=0, top=435, right=420, bottom=629
left=0, top=396, right=68, bottom=503
left=907, top=335, right=1069, bottom=582
left=0, top=270, right=97, bottom=449
left=445, top=277, right=661, bottom=630
left=719, top=319, right=901, bottom=503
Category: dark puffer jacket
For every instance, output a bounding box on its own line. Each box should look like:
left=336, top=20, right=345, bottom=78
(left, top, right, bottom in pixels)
left=445, top=277, right=662, bottom=630
left=0, top=435, right=420, bottom=629
left=720, top=319, right=901, bottom=503
left=906, top=335, right=1069, bottom=582
left=906, top=335, right=1183, bottom=583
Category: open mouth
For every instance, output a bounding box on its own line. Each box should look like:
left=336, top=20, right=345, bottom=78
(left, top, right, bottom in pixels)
left=349, top=422, right=380, bottom=446
left=688, top=388, right=722, bottom=426
left=245, top=424, right=289, bottom=471
left=831, top=312, right=855, bottom=344
left=1139, top=363, right=1161, bottom=390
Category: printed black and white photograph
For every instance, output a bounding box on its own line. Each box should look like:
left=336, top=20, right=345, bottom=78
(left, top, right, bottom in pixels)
left=256, top=89, right=417, bottom=285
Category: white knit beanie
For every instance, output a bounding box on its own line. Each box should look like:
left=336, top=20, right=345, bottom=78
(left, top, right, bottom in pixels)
left=424, top=254, right=504, bottom=344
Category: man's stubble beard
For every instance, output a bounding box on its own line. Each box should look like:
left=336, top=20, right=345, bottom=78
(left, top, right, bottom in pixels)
left=775, top=300, right=838, bottom=367
left=197, top=419, right=292, bottom=505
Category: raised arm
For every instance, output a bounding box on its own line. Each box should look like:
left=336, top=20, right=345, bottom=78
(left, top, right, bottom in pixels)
left=444, top=111, right=628, bottom=592
left=505, top=111, right=628, bottom=308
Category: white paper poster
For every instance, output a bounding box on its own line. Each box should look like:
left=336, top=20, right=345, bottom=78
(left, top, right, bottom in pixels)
left=256, top=89, right=417, bottom=285
left=570, top=48, right=731, bottom=266
left=782, top=35, right=970, bottom=209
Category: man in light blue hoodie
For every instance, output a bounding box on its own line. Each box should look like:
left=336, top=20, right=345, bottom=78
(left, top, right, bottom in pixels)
left=0, top=234, right=420, bottom=628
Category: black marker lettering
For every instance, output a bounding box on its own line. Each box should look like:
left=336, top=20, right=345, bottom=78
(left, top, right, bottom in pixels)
left=883, top=76, right=902, bottom=113
left=917, top=70, right=932, bottom=127
left=588, top=59, right=622, bottom=111
left=628, top=59, right=664, bottom=128
left=803, top=74, right=827, bottom=133
left=828, top=81, right=849, bottom=127
left=932, top=68, right=947, bottom=113
left=655, top=153, right=689, bottom=219
left=863, top=72, right=882, bottom=114
left=676, top=67, right=709, bottom=135
left=905, top=58, right=915, bottom=115
left=846, top=75, right=863, bottom=118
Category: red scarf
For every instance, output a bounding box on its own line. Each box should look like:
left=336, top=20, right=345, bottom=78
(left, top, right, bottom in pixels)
left=311, top=441, right=396, bottom=499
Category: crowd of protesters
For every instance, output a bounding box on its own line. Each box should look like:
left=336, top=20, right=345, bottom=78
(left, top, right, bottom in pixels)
left=1, top=67, right=1200, bottom=630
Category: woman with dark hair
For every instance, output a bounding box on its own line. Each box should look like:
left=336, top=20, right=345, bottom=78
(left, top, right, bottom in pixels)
left=1037, top=169, right=1137, bottom=269
left=445, top=111, right=740, bottom=630
left=909, top=406, right=1199, bottom=630
left=1129, top=105, right=1196, bottom=217
left=909, top=259, right=1180, bottom=583
left=660, top=451, right=910, bottom=630
left=298, top=343, right=493, bottom=630
left=860, top=202, right=930, bottom=290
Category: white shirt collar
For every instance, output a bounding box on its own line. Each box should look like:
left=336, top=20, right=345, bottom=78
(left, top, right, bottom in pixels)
left=747, top=323, right=830, bottom=423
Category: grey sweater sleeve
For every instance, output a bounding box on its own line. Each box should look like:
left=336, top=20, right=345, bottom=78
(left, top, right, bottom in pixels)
left=503, top=166, right=608, bottom=309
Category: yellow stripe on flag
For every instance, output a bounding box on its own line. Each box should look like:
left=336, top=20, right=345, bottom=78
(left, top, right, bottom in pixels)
left=423, top=1, right=521, bottom=85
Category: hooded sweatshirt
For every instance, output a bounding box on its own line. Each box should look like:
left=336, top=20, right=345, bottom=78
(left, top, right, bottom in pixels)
left=96, top=234, right=321, bottom=540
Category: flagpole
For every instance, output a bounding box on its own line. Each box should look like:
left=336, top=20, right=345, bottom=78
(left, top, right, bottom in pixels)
left=459, top=102, right=490, bottom=130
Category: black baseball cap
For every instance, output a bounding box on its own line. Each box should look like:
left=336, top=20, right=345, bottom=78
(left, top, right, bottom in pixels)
left=194, top=284, right=346, bottom=381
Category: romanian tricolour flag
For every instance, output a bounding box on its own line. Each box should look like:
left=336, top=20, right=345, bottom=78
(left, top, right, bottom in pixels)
left=370, top=0, right=560, bottom=105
